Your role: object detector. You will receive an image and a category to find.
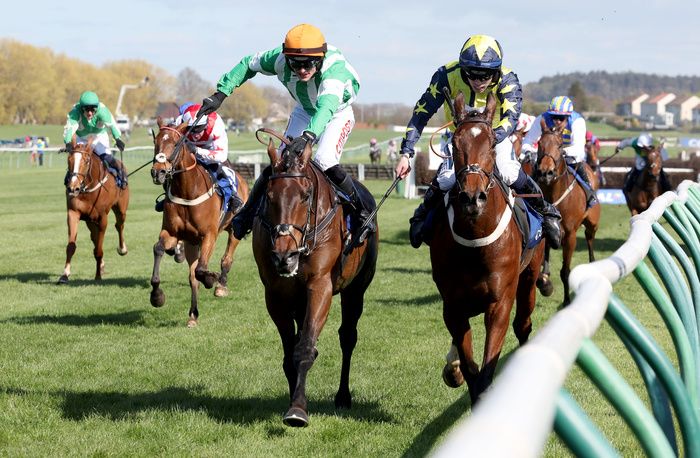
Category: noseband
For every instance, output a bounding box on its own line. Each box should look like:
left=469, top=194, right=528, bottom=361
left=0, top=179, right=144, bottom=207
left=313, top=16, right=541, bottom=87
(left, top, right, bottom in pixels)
left=452, top=117, right=496, bottom=199
left=66, top=149, right=95, bottom=193
left=261, top=171, right=314, bottom=257
left=537, top=132, right=567, bottom=180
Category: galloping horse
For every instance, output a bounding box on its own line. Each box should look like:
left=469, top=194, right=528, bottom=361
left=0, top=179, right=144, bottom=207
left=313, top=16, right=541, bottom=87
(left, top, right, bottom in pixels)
left=623, top=146, right=663, bottom=215
left=59, top=138, right=129, bottom=283
left=149, top=119, right=249, bottom=327
left=585, top=138, right=606, bottom=187
left=252, top=129, right=378, bottom=427
left=431, top=93, right=544, bottom=405
left=535, top=121, right=600, bottom=304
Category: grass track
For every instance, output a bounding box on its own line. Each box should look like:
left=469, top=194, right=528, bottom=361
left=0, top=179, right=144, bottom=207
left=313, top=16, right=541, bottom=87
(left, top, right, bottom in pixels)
left=0, top=160, right=681, bottom=456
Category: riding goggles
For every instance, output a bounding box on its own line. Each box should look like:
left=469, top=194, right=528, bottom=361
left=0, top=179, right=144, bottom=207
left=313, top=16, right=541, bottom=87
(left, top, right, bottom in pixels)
left=464, top=68, right=497, bottom=82
left=82, top=105, right=98, bottom=112
left=550, top=114, right=568, bottom=122
left=287, top=56, right=323, bottom=71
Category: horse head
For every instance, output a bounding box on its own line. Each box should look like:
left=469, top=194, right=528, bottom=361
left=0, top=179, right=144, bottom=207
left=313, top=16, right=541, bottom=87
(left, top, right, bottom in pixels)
left=450, top=91, right=497, bottom=219
left=65, top=137, right=95, bottom=197
left=151, top=117, right=190, bottom=185
left=645, top=147, right=663, bottom=181
left=536, top=118, right=565, bottom=186
left=261, top=136, right=315, bottom=277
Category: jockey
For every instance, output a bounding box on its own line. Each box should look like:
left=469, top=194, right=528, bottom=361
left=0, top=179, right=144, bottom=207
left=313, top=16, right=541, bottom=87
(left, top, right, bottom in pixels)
left=522, top=96, right=598, bottom=207
left=585, top=130, right=600, bottom=149
left=369, top=137, right=381, bottom=162
left=616, top=132, right=671, bottom=192
left=394, top=34, right=562, bottom=249
left=166, top=104, right=242, bottom=212
left=63, top=91, right=127, bottom=188
left=198, top=23, right=373, bottom=241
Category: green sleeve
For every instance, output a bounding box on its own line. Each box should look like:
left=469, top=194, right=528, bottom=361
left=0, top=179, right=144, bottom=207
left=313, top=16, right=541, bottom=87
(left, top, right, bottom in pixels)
left=307, top=94, right=340, bottom=137
left=99, top=107, right=121, bottom=140
left=217, top=47, right=282, bottom=96
left=63, top=108, right=80, bottom=143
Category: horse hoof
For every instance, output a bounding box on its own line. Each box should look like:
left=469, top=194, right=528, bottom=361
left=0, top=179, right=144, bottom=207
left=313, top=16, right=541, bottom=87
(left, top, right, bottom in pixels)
left=57, top=275, right=69, bottom=284
left=196, top=272, right=218, bottom=289
left=214, top=286, right=229, bottom=297
left=442, top=362, right=465, bottom=388
left=150, top=289, right=165, bottom=308
left=174, top=252, right=185, bottom=263
left=536, top=276, right=554, bottom=297
left=117, top=246, right=128, bottom=256
left=187, top=319, right=198, bottom=328
left=334, top=391, right=352, bottom=410
left=283, top=407, right=309, bottom=427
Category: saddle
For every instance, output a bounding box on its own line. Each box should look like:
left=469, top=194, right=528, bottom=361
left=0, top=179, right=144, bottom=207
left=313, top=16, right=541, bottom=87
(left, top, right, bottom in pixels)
left=199, top=159, right=242, bottom=214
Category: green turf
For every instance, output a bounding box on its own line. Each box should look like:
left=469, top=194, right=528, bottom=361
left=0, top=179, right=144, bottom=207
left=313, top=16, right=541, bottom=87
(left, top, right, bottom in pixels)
left=0, top=156, right=685, bottom=456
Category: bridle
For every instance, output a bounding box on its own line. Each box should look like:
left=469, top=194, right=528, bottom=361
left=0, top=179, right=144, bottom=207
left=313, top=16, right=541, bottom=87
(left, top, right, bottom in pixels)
left=536, top=130, right=568, bottom=181
left=452, top=116, right=496, bottom=201
left=258, top=156, right=338, bottom=257
left=152, top=126, right=198, bottom=181
left=66, top=146, right=107, bottom=195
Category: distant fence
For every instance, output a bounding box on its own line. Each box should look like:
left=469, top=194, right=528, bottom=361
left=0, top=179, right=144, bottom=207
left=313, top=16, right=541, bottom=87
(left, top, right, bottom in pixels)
left=433, top=180, right=700, bottom=457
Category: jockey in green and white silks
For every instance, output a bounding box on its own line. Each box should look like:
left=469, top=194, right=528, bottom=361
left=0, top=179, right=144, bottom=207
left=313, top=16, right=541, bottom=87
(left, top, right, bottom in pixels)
left=198, top=23, right=373, bottom=242
left=395, top=35, right=562, bottom=250
left=63, top=91, right=127, bottom=187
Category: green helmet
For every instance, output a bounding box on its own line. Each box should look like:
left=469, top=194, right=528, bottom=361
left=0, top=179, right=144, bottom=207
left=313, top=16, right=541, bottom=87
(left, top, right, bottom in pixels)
left=79, top=91, right=99, bottom=107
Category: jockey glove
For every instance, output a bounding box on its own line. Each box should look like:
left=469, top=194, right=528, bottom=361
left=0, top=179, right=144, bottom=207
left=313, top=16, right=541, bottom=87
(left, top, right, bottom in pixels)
left=288, top=131, right=317, bottom=156
left=198, top=91, right=227, bottom=117
left=64, top=142, right=74, bottom=153
left=115, top=138, right=125, bottom=152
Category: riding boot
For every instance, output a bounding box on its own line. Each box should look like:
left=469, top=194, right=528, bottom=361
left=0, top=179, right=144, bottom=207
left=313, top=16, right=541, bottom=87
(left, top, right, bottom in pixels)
left=103, top=154, right=127, bottom=188
left=514, top=172, right=562, bottom=249
left=217, top=165, right=243, bottom=212
left=325, top=165, right=376, bottom=242
left=409, top=177, right=444, bottom=249
left=624, top=168, right=640, bottom=193
left=231, top=166, right=271, bottom=239
left=574, top=162, right=599, bottom=207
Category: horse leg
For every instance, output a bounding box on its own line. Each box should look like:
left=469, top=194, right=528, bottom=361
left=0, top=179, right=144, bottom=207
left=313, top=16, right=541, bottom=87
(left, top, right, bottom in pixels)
left=477, top=299, right=513, bottom=403
left=514, top=245, right=544, bottom=345
left=87, top=216, right=107, bottom=281
left=185, top=242, right=200, bottom=328
left=58, top=210, right=80, bottom=284
left=266, top=290, right=300, bottom=403
left=283, top=278, right=333, bottom=427
left=150, top=230, right=178, bottom=308
left=215, top=229, right=240, bottom=298
left=443, top=305, right=478, bottom=394
left=583, top=208, right=600, bottom=263
left=112, top=197, right=128, bottom=256
left=560, top=229, right=577, bottom=305
left=334, top=289, right=365, bottom=410
left=194, top=232, right=219, bottom=289
left=536, top=242, right=554, bottom=296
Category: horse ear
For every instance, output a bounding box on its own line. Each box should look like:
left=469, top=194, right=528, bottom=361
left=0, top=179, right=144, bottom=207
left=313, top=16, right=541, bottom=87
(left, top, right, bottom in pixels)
left=157, top=116, right=163, bottom=128
left=453, top=92, right=465, bottom=119
left=266, top=138, right=278, bottom=165
left=539, top=116, right=547, bottom=132
left=86, top=136, right=95, bottom=148
left=177, top=121, right=189, bottom=134
left=300, top=140, right=313, bottom=165
left=484, top=92, right=497, bottom=123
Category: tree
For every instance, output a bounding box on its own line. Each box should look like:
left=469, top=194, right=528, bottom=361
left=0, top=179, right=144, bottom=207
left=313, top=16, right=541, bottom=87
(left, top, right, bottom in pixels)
left=217, top=82, right=268, bottom=123
left=175, top=67, right=212, bottom=106
left=568, top=81, right=589, bottom=112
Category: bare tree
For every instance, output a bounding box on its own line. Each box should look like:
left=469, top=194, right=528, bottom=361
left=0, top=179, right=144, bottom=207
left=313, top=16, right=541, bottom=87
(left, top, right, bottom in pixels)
left=176, top=67, right=213, bottom=105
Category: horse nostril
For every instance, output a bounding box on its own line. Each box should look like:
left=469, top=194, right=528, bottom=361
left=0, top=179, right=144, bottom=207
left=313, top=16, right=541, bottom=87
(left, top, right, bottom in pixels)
left=478, top=191, right=487, bottom=202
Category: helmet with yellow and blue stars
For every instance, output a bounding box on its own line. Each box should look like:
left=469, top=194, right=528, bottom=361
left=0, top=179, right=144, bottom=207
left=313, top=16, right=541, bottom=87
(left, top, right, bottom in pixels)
left=459, top=35, right=503, bottom=71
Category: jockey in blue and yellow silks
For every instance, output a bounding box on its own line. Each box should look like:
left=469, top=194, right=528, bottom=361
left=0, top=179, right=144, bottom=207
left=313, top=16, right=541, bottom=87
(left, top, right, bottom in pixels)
left=395, top=34, right=561, bottom=249
left=522, top=96, right=598, bottom=206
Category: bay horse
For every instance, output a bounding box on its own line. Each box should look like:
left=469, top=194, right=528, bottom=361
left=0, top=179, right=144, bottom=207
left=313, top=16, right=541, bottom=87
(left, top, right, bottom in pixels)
left=59, top=137, right=129, bottom=284
left=149, top=119, right=249, bottom=327
left=585, top=138, right=606, bottom=187
left=431, top=93, right=544, bottom=405
left=623, top=146, right=663, bottom=215
left=534, top=121, right=600, bottom=304
left=252, top=129, right=378, bottom=427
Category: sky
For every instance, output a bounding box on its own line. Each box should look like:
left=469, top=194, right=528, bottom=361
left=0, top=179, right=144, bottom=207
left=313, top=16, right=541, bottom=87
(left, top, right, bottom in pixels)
left=5, top=0, right=699, bottom=104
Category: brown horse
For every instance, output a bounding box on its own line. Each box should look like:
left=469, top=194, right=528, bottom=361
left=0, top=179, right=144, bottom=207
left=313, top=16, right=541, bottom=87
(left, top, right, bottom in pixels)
left=59, top=138, right=129, bottom=283
left=252, top=130, right=378, bottom=427
left=624, top=147, right=663, bottom=215
left=585, top=138, right=606, bottom=187
left=512, top=129, right=534, bottom=176
left=430, top=93, right=544, bottom=405
left=535, top=122, right=600, bottom=304
left=149, top=119, right=249, bottom=327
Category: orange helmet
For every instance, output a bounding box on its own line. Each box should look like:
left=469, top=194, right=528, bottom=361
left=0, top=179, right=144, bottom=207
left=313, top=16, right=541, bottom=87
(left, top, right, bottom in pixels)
left=283, top=24, right=327, bottom=57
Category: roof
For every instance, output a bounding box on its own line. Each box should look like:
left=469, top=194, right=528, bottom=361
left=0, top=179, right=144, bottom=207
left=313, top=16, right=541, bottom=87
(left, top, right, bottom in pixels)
left=620, top=93, right=649, bottom=103
left=646, top=93, right=675, bottom=104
